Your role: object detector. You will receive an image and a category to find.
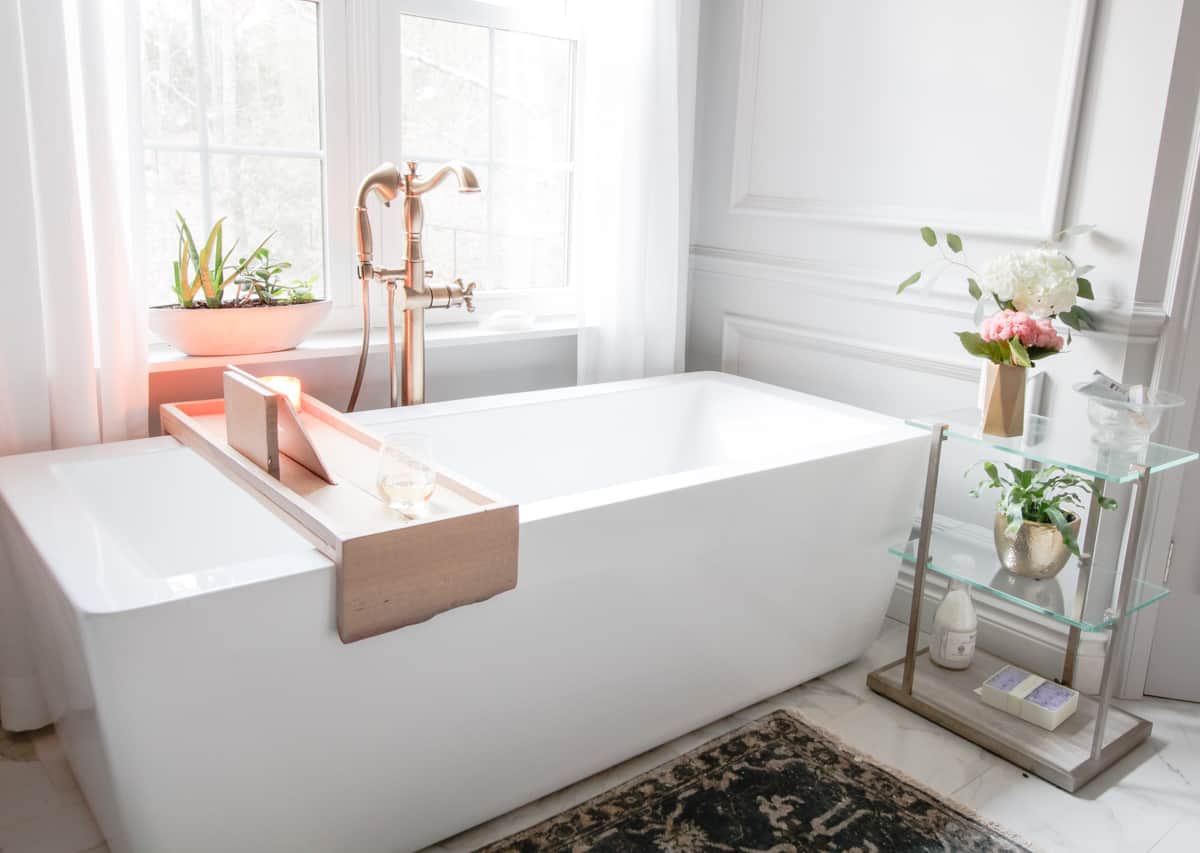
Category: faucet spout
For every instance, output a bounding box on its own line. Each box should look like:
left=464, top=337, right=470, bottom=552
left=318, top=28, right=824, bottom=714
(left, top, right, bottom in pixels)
left=407, top=160, right=481, bottom=196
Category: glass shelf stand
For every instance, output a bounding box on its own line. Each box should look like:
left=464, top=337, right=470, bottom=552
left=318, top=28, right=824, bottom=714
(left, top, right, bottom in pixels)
left=867, top=410, right=1198, bottom=792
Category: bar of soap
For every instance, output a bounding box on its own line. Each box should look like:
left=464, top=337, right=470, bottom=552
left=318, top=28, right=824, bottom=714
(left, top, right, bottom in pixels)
left=980, top=665, right=1078, bottom=731
left=1021, top=680, right=1079, bottom=731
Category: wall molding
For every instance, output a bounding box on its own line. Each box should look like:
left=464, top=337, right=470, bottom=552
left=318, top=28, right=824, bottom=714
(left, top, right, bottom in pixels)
left=692, top=244, right=972, bottom=319
left=727, top=0, right=1096, bottom=241
left=720, top=312, right=980, bottom=384
left=692, top=245, right=1170, bottom=340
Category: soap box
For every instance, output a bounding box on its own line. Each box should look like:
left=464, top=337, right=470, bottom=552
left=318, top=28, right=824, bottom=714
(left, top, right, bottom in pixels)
left=980, top=665, right=1079, bottom=731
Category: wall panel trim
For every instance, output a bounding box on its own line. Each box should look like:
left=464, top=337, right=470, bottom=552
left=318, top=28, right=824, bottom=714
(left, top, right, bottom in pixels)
left=727, top=0, right=1096, bottom=241
left=719, top=312, right=980, bottom=383
left=694, top=245, right=1169, bottom=339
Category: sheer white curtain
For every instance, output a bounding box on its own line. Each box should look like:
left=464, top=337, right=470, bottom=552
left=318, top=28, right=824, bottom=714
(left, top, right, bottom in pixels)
left=0, top=0, right=146, bottom=730
left=572, top=0, right=699, bottom=384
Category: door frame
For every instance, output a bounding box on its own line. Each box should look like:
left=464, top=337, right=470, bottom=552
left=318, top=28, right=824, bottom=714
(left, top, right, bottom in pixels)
left=1117, top=11, right=1200, bottom=698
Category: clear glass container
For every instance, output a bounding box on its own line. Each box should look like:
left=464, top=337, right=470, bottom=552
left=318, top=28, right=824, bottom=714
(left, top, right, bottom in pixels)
left=376, top=433, right=437, bottom=518
left=1074, top=384, right=1186, bottom=450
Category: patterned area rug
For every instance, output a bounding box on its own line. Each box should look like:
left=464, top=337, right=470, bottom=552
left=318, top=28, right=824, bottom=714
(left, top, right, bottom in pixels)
left=482, top=710, right=1032, bottom=852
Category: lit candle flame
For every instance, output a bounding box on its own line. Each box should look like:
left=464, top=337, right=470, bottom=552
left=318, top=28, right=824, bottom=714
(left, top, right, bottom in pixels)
left=260, top=376, right=302, bottom=411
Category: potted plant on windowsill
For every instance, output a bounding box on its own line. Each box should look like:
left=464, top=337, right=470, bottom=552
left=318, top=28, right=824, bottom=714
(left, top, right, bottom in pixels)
left=969, top=462, right=1117, bottom=580
left=147, top=213, right=331, bottom=356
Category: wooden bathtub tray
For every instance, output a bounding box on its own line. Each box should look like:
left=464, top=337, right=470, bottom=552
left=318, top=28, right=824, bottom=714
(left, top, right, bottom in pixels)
left=161, top=387, right=518, bottom=643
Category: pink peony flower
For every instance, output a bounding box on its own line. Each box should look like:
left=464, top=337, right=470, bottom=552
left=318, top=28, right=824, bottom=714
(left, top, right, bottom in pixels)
left=980, top=309, right=1064, bottom=351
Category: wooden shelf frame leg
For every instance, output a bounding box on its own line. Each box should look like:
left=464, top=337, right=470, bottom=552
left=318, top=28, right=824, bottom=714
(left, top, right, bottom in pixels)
left=903, top=423, right=948, bottom=695
left=1061, top=476, right=1106, bottom=687
left=1090, top=464, right=1151, bottom=761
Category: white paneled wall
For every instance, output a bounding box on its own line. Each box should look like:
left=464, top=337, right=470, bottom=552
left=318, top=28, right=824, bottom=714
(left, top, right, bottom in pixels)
left=729, top=0, right=1090, bottom=239
left=685, top=0, right=1190, bottom=691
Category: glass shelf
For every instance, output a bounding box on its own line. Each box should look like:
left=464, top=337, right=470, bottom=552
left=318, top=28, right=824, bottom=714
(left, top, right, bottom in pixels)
left=889, top=520, right=1169, bottom=631
left=906, top=408, right=1198, bottom=484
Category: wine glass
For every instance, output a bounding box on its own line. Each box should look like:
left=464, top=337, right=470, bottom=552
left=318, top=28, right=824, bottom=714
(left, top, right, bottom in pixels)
left=376, top=433, right=436, bottom=517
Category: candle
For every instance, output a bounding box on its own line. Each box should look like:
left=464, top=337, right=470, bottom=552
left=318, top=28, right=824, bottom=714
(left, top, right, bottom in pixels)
left=260, top=375, right=302, bottom=411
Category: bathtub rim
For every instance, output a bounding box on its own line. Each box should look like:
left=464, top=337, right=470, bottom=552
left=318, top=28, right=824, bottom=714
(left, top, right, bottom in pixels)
left=0, top=372, right=922, bottom=616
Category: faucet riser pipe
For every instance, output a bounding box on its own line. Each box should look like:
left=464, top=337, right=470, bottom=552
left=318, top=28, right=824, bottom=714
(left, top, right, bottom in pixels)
left=346, top=277, right=371, bottom=412
left=387, top=283, right=400, bottom=409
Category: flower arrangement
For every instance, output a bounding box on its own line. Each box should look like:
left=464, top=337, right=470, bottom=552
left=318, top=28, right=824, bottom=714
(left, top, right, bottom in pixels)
left=897, top=226, right=1096, bottom=368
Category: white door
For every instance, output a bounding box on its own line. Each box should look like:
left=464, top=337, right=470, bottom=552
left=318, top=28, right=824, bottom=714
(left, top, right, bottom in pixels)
left=1146, top=404, right=1200, bottom=702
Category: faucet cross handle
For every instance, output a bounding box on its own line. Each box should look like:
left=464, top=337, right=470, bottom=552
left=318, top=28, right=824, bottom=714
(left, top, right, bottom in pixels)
left=456, top=278, right=477, bottom=313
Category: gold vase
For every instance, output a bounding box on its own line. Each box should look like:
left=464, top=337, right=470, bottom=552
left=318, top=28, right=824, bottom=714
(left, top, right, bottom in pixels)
left=993, top=512, right=1081, bottom=580
left=982, top=363, right=1026, bottom=437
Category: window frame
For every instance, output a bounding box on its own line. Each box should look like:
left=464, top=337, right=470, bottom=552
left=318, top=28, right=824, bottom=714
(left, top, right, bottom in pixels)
left=141, top=0, right=331, bottom=307
left=321, top=0, right=580, bottom=333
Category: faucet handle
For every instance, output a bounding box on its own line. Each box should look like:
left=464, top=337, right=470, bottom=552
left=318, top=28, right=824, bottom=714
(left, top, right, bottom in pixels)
left=457, top=278, right=477, bottom=313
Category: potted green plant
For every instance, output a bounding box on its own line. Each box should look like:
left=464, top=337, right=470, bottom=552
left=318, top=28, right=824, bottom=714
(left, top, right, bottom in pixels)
left=147, top=213, right=331, bottom=356
left=969, top=462, right=1117, bottom=579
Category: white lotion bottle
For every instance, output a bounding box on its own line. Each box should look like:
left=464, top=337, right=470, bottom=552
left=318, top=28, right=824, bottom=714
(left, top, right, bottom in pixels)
left=930, top=578, right=977, bottom=670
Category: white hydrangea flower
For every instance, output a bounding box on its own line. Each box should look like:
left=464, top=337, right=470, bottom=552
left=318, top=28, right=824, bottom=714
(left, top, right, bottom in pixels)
left=979, top=249, right=1078, bottom=319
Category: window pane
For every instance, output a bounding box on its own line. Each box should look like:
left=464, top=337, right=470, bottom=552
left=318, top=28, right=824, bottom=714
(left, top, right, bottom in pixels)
left=144, top=150, right=204, bottom=306
left=200, top=0, right=321, bottom=149
left=416, top=160, right=488, bottom=288
left=490, top=166, right=569, bottom=288
left=493, top=30, right=571, bottom=162
left=417, top=161, right=488, bottom=234
left=492, top=233, right=564, bottom=289
left=424, top=226, right=486, bottom=287
left=400, top=16, right=489, bottom=160
left=209, top=155, right=325, bottom=296
left=140, top=0, right=200, bottom=142
left=491, top=165, right=568, bottom=236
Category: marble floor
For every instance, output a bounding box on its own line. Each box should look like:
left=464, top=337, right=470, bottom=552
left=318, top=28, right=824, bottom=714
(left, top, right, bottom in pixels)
left=1, top=618, right=1196, bottom=853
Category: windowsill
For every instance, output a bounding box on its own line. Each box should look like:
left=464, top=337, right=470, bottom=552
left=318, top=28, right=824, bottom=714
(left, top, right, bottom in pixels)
left=148, top=315, right=579, bottom=374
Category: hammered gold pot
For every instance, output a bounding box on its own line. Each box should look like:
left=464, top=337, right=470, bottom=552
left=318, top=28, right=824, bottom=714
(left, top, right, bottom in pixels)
left=992, top=512, right=1081, bottom=580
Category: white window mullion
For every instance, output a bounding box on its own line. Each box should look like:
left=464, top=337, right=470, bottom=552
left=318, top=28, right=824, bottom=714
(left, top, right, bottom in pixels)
left=189, top=0, right=213, bottom=227
left=484, top=26, right=496, bottom=292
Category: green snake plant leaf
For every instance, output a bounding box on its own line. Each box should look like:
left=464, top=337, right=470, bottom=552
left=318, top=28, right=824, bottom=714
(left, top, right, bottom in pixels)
left=197, top=218, right=226, bottom=306
left=176, top=211, right=201, bottom=274
left=175, top=225, right=202, bottom=305
left=214, top=225, right=224, bottom=289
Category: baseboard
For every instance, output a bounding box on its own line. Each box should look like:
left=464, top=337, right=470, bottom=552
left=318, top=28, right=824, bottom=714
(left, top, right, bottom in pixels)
left=886, top=517, right=1107, bottom=694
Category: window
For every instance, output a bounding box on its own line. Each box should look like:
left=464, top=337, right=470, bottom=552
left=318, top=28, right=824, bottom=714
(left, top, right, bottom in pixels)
left=137, top=0, right=577, bottom=328
left=140, top=0, right=326, bottom=309
left=384, top=10, right=574, bottom=293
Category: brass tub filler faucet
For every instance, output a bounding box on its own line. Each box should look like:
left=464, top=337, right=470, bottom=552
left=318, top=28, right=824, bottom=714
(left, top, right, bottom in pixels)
left=347, top=160, right=481, bottom=411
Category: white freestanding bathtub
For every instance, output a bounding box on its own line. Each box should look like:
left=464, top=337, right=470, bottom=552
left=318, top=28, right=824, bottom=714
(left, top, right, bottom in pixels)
left=0, top=372, right=924, bottom=853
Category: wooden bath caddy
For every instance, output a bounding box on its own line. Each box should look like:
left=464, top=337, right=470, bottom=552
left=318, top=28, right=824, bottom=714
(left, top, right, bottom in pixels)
left=160, top=370, right=518, bottom=643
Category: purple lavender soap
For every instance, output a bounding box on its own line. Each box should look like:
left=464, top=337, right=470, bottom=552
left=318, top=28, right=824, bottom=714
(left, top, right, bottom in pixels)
left=984, top=666, right=1031, bottom=692
left=1026, top=680, right=1074, bottom=710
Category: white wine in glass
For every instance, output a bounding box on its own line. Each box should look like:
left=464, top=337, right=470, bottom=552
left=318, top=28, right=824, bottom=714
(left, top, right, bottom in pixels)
left=376, top=433, right=436, bottom=517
